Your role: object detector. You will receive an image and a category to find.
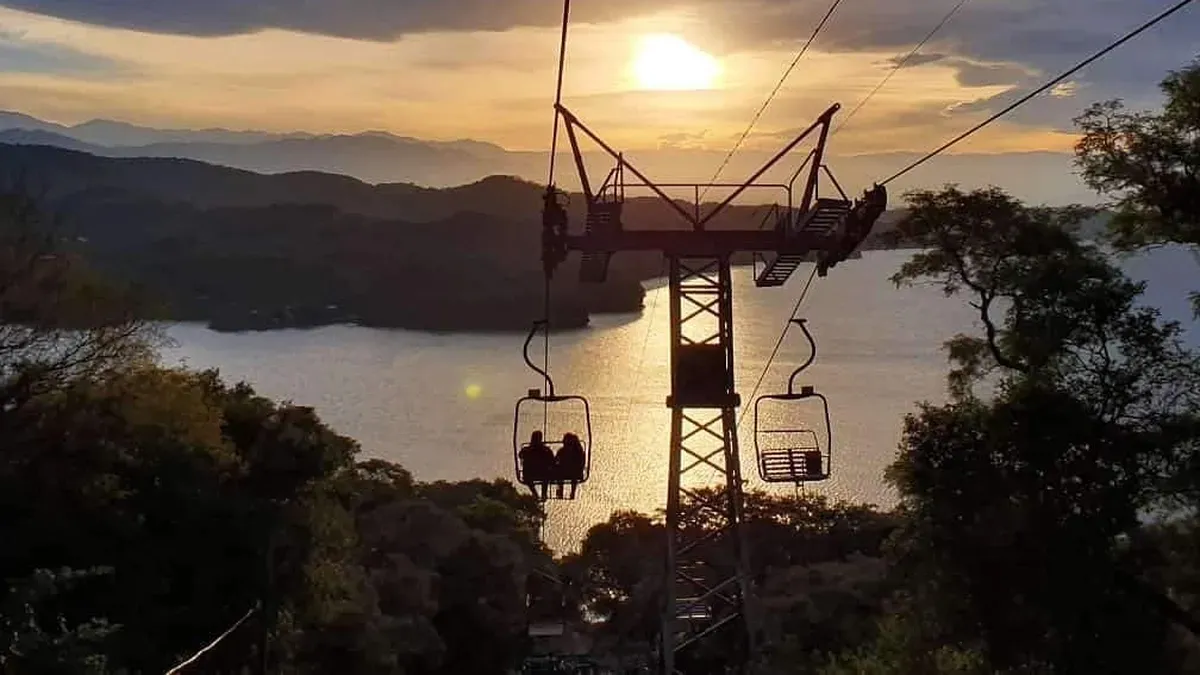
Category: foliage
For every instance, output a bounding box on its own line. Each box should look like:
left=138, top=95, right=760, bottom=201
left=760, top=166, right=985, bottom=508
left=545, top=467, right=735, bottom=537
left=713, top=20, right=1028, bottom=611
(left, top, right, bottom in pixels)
left=0, top=189, right=160, bottom=408
left=565, top=492, right=899, bottom=674
left=0, top=362, right=549, bottom=673
left=0, top=190, right=554, bottom=673
left=1074, top=57, right=1200, bottom=312
left=884, top=184, right=1200, bottom=672
left=819, top=610, right=990, bottom=675
left=0, top=567, right=119, bottom=675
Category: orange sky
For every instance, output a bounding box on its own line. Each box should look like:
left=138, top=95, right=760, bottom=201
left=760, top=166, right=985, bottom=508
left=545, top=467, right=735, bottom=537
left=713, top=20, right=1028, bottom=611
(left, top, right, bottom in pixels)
left=0, top=4, right=1093, bottom=156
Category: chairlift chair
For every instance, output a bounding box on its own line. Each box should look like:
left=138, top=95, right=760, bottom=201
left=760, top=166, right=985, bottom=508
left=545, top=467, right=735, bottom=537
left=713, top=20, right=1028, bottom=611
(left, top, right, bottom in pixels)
left=753, top=319, right=833, bottom=484
left=513, top=321, right=594, bottom=501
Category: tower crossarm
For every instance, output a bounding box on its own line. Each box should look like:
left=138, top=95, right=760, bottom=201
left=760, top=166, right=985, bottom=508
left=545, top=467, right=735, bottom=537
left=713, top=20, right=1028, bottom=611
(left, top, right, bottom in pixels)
left=544, top=104, right=889, bottom=283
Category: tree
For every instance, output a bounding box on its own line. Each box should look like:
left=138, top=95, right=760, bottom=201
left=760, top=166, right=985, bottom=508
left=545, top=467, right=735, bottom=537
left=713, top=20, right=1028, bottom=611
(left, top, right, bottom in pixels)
left=883, top=185, right=1200, bottom=672
left=349, top=480, right=538, bottom=675
left=819, top=610, right=990, bottom=675
left=0, top=362, right=380, bottom=671
left=0, top=189, right=159, bottom=408
left=1075, top=58, right=1200, bottom=311
left=563, top=493, right=900, bottom=674
left=0, top=567, right=118, bottom=675
left=564, top=510, right=664, bottom=664
left=0, top=190, right=558, bottom=673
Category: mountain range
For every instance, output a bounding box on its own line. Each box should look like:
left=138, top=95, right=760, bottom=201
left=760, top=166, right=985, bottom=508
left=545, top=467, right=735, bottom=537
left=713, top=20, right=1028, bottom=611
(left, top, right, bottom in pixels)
left=0, top=110, right=1100, bottom=205
left=0, top=111, right=523, bottom=187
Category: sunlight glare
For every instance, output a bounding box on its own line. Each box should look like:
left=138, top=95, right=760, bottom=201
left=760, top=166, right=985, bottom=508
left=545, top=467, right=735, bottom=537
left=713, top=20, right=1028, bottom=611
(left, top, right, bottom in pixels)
left=632, top=34, right=721, bottom=91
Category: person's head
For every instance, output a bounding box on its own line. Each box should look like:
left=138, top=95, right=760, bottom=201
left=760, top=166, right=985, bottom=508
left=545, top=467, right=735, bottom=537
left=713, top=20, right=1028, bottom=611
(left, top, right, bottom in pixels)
left=530, top=430, right=543, bottom=444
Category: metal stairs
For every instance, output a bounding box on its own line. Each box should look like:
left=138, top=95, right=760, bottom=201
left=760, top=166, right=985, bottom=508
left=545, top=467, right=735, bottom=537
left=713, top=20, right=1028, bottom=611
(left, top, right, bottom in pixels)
left=579, top=203, right=620, bottom=283
left=755, top=198, right=852, bottom=288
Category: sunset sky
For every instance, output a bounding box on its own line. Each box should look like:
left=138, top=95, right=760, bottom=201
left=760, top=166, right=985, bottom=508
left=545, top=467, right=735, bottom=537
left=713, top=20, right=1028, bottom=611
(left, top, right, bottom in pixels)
left=0, top=0, right=1197, bottom=189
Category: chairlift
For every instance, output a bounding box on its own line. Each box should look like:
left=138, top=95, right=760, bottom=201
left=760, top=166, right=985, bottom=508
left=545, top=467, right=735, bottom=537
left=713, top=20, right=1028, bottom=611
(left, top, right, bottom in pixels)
left=513, top=321, right=593, bottom=502
left=753, top=319, right=833, bottom=484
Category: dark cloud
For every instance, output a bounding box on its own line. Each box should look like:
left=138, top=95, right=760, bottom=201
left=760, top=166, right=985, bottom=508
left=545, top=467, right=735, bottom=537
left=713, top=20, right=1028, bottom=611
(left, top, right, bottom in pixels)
left=764, top=1, right=1197, bottom=90
left=948, top=59, right=1032, bottom=88
left=5, top=0, right=1192, bottom=59
left=888, top=52, right=946, bottom=68
left=701, top=0, right=1200, bottom=129
left=4, top=0, right=1196, bottom=83
left=0, top=29, right=122, bottom=74
left=0, top=0, right=706, bottom=40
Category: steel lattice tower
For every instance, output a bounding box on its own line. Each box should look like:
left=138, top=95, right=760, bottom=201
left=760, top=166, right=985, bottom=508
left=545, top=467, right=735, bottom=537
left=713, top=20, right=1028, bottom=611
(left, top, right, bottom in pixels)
left=540, top=102, right=887, bottom=674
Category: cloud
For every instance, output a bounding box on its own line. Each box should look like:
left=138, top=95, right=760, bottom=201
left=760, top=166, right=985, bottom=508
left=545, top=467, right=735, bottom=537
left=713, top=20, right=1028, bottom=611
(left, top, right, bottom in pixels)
left=699, top=0, right=1200, bottom=131
left=947, top=59, right=1033, bottom=88
left=889, top=52, right=947, bottom=68
left=0, top=0, right=704, bottom=41
left=0, top=25, right=122, bottom=74
left=1049, top=81, right=1080, bottom=99
left=657, top=130, right=711, bottom=150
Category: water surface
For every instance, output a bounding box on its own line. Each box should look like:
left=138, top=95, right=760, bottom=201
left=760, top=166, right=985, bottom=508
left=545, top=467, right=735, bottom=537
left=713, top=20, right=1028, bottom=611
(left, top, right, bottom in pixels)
left=163, top=248, right=1197, bottom=551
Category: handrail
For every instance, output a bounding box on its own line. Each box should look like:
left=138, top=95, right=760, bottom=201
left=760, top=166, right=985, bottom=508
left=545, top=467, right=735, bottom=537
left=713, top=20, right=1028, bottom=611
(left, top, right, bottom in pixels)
left=596, top=180, right=792, bottom=207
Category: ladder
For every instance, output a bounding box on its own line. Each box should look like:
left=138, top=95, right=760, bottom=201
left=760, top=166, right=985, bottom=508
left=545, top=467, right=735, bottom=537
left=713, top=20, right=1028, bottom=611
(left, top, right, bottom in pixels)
left=579, top=203, right=619, bottom=284
left=755, top=198, right=851, bottom=288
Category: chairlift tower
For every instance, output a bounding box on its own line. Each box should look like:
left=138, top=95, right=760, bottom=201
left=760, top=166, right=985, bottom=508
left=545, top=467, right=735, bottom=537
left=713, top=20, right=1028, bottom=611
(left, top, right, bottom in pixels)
left=540, top=101, right=888, bottom=674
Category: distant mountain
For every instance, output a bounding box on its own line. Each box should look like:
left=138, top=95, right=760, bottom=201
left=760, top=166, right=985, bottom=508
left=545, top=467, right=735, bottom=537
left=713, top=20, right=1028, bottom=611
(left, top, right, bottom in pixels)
left=0, top=143, right=656, bottom=332
left=0, top=111, right=315, bottom=147
left=0, top=110, right=1099, bottom=205
left=0, top=141, right=553, bottom=223
left=67, top=118, right=319, bottom=147
left=120, top=133, right=518, bottom=185
left=0, top=111, right=535, bottom=186
left=0, top=111, right=70, bottom=135
left=0, top=128, right=95, bottom=153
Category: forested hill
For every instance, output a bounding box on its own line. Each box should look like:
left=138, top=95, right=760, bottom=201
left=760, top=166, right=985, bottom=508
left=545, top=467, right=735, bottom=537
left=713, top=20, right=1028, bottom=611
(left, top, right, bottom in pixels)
left=0, top=142, right=905, bottom=332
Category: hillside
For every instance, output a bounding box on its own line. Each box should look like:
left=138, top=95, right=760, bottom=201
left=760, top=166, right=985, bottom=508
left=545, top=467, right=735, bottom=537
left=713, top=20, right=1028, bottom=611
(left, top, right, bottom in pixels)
left=0, top=143, right=651, bottom=332
left=0, top=142, right=914, bottom=333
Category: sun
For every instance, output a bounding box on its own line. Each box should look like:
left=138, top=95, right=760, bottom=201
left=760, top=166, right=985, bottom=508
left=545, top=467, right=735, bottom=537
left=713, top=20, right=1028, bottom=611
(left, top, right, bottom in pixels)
left=632, top=34, right=721, bottom=91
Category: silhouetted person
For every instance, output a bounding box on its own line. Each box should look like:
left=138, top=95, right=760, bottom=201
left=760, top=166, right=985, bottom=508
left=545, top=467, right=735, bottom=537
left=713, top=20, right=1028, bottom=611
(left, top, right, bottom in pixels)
left=519, top=430, right=555, bottom=499
left=555, top=432, right=586, bottom=499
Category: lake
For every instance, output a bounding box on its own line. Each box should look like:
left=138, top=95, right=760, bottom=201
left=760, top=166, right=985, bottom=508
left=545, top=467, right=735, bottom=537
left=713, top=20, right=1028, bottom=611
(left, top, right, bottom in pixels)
left=161, top=248, right=1198, bottom=552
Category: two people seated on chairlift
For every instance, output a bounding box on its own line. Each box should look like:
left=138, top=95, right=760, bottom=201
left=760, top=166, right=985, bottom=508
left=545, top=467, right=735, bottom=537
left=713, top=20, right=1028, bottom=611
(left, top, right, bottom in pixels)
left=519, top=430, right=586, bottom=499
